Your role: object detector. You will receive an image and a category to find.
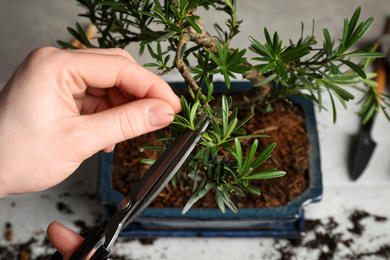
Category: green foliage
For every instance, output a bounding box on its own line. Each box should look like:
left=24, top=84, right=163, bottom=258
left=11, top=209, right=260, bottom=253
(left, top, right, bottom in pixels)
left=61, top=2, right=387, bottom=213
left=181, top=136, right=285, bottom=214
left=138, top=92, right=284, bottom=214
left=249, top=6, right=386, bottom=123
left=208, top=43, right=251, bottom=89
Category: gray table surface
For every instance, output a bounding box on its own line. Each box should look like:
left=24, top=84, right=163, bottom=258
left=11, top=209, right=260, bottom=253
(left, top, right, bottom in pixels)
left=1, top=1, right=390, bottom=259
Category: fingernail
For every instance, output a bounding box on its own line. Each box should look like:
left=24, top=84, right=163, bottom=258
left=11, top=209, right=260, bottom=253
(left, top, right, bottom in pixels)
left=148, top=106, right=174, bottom=127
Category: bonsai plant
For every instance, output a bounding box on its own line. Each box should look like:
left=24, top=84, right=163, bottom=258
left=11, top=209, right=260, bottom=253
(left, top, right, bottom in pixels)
left=59, top=1, right=387, bottom=217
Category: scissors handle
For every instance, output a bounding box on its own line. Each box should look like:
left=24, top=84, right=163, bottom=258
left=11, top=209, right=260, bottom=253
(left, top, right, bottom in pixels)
left=49, top=221, right=107, bottom=260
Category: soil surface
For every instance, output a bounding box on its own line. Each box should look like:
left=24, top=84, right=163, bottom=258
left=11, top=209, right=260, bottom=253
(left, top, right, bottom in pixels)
left=113, top=100, right=310, bottom=209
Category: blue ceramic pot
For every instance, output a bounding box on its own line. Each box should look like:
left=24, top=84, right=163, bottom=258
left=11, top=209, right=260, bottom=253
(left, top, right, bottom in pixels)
left=97, top=82, right=322, bottom=238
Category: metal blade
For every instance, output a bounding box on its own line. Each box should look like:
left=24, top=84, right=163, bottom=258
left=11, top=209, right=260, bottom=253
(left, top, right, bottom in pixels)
left=101, top=116, right=210, bottom=251
left=349, top=117, right=377, bottom=181
left=122, top=117, right=209, bottom=228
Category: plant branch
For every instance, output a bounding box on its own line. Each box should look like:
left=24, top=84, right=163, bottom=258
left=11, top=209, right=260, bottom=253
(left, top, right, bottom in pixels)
left=176, top=36, right=200, bottom=94
left=178, top=13, right=271, bottom=104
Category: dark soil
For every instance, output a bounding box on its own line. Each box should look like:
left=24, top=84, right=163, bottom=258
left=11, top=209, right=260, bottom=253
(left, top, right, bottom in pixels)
left=282, top=209, right=390, bottom=260
left=113, top=100, right=310, bottom=209
left=2, top=209, right=388, bottom=259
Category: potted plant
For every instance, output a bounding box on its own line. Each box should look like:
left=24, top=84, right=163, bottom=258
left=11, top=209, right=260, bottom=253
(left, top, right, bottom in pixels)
left=60, top=1, right=387, bottom=237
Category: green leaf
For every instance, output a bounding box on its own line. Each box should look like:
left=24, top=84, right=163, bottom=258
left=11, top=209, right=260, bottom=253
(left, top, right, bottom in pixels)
left=224, top=117, right=238, bottom=141
left=234, top=114, right=254, bottom=133
left=207, top=164, right=215, bottom=180
left=215, top=189, right=226, bottom=213
left=207, top=83, right=214, bottom=101
left=186, top=16, right=202, bottom=34
left=143, top=63, right=160, bottom=67
left=209, top=52, right=221, bottom=65
left=182, top=180, right=206, bottom=214
left=140, top=159, right=156, bottom=165
left=341, top=15, right=349, bottom=48
left=190, top=101, right=200, bottom=126
left=205, top=182, right=215, bottom=190
left=221, top=95, right=229, bottom=136
left=223, top=166, right=237, bottom=180
left=222, top=69, right=231, bottom=89
left=138, top=10, right=163, bottom=21
left=339, top=59, right=366, bottom=79
left=181, top=96, right=190, bottom=119
left=347, top=6, right=361, bottom=37
left=216, top=43, right=225, bottom=64
left=249, top=36, right=271, bottom=58
left=362, top=103, right=376, bottom=125
left=343, top=51, right=386, bottom=58
left=257, top=73, right=277, bottom=86
left=243, top=140, right=258, bottom=173
left=209, top=130, right=222, bottom=144
left=323, top=28, right=333, bottom=58
left=258, top=62, right=276, bottom=74
left=228, top=185, right=245, bottom=197
left=244, top=170, right=286, bottom=180
left=215, top=165, right=222, bottom=184
left=200, top=141, right=216, bottom=148
left=280, top=45, right=310, bottom=62
left=225, top=134, right=268, bottom=142
left=174, top=113, right=191, bottom=125
left=198, top=187, right=209, bottom=199
left=222, top=0, right=234, bottom=10
left=233, top=138, right=242, bottom=172
left=345, top=17, right=373, bottom=51
left=156, top=29, right=176, bottom=42
left=76, top=22, right=93, bottom=47
left=221, top=190, right=238, bottom=213
left=330, top=63, right=339, bottom=75
left=239, top=184, right=261, bottom=196
left=57, top=40, right=77, bottom=50
left=201, top=148, right=210, bottom=166
left=328, top=89, right=338, bottom=124
left=322, top=79, right=355, bottom=101
left=250, top=143, right=276, bottom=169
left=264, top=27, right=272, bottom=48
left=67, top=26, right=89, bottom=48
left=138, top=145, right=165, bottom=151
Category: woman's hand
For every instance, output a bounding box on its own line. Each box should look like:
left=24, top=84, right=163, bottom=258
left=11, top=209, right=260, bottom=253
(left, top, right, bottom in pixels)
left=0, top=47, right=181, bottom=198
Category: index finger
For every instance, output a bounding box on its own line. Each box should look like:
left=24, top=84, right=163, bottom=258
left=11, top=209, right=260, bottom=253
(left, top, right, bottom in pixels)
left=62, top=49, right=181, bottom=113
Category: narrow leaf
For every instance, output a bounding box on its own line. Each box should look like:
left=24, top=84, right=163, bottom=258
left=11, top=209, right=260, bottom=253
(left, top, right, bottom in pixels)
left=240, top=184, right=261, bottom=196
left=244, top=170, right=286, bottom=180
left=138, top=145, right=165, bottom=151
left=251, top=143, right=276, bottom=169
left=186, top=16, right=202, bottom=34
left=243, top=140, right=258, bottom=172
left=339, top=59, right=366, bottom=79
left=215, top=189, right=226, bottom=213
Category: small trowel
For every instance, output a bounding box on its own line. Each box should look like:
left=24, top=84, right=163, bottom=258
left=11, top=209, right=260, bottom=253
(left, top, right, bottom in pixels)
left=349, top=18, right=390, bottom=181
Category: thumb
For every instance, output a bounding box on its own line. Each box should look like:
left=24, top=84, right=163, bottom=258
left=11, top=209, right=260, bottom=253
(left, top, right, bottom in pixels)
left=74, top=98, right=176, bottom=156
left=47, top=221, right=84, bottom=259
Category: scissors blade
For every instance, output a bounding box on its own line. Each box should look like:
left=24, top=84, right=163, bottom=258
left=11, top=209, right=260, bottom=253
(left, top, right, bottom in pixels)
left=123, top=117, right=209, bottom=227
left=102, top=116, right=209, bottom=249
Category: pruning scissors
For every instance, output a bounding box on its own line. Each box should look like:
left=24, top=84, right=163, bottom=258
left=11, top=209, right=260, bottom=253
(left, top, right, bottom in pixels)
left=49, top=115, right=210, bottom=260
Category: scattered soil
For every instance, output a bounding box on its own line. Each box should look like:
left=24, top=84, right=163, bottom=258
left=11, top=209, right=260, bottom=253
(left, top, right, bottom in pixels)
left=1, top=209, right=388, bottom=259
left=5, top=222, right=13, bottom=241
left=56, top=202, right=74, bottom=214
left=275, top=209, right=390, bottom=260
left=347, top=209, right=387, bottom=236
left=113, top=100, right=310, bottom=209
